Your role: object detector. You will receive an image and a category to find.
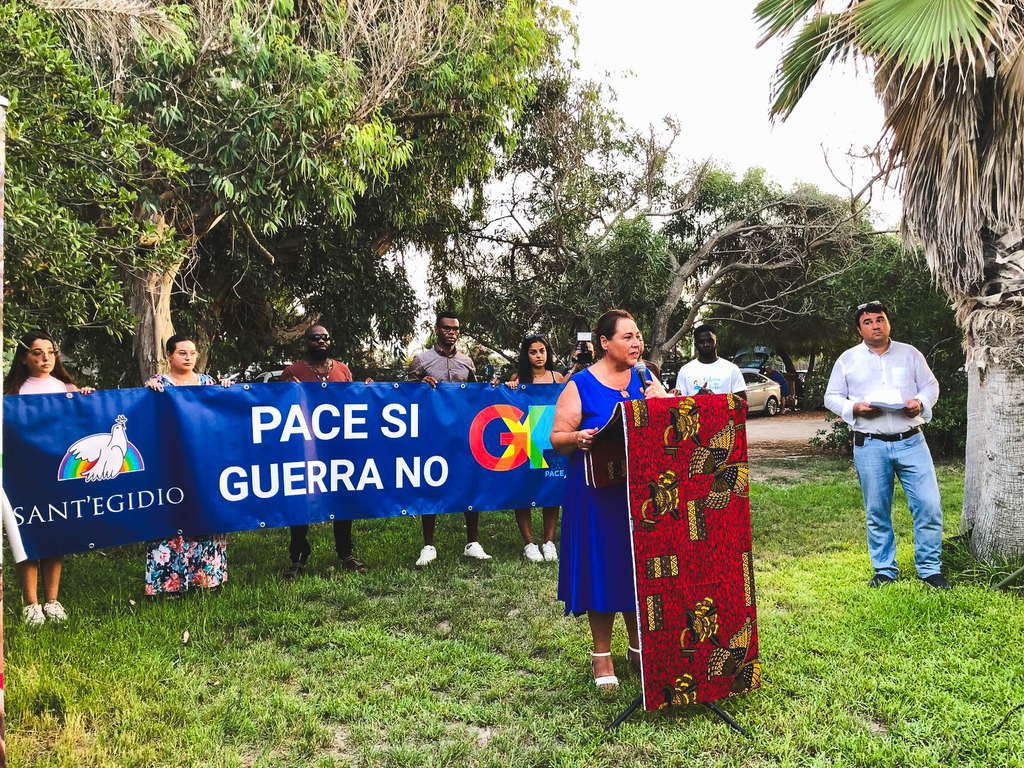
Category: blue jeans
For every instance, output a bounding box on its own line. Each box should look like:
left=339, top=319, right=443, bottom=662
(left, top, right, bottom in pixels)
left=853, top=432, right=943, bottom=578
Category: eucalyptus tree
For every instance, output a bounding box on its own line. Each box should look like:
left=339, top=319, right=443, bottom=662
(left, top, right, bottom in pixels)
left=120, top=0, right=549, bottom=380
left=0, top=1, right=185, bottom=356
left=756, top=0, right=1024, bottom=561
left=7, top=0, right=552, bottom=380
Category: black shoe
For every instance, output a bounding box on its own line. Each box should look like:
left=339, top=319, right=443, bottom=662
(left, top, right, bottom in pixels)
left=868, top=573, right=896, bottom=588
left=340, top=555, right=367, bottom=574
left=282, top=562, right=305, bottom=581
left=921, top=573, right=952, bottom=590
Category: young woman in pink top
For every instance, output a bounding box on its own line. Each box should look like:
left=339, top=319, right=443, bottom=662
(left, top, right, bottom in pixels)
left=3, top=330, right=93, bottom=626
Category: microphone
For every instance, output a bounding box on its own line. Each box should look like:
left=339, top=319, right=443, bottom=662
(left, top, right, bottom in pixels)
left=633, top=360, right=650, bottom=391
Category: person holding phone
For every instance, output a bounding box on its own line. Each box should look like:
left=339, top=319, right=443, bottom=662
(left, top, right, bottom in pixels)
left=564, top=331, right=596, bottom=379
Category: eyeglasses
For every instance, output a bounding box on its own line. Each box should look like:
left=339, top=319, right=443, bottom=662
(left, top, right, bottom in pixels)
left=437, top=325, right=460, bottom=333
left=28, top=347, right=58, bottom=358
left=307, top=334, right=330, bottom=342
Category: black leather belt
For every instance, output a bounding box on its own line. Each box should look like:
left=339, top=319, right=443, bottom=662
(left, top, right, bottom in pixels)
left=853, top=426, right=921, bottom=447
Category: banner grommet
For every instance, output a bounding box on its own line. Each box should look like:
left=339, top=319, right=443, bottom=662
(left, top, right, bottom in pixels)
left=89, top=543, right=95, bottom=549
left=329, top=514, right=335, bottom=520
left=259, top=522, right=265, bottom=528
left=322, top=382, right=327, bottom=388
left=66, top=392, right=73, bottom=399
left=467, top=505, right=474, bottom=511
left=244, top=384, right=250, bottom=390
left=401, top=509, right=407, bottom=515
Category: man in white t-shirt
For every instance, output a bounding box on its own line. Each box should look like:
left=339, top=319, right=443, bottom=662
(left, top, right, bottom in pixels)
left=674, top=324, right=746, bottom=398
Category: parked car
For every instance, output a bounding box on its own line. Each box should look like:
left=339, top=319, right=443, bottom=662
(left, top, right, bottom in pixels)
left=741, top=370, right=782, bottom=416
left=249, top=370, right=284, bottom=383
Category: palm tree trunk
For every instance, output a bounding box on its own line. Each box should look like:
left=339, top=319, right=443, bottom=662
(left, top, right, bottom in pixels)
left=959, top=287, right=1024, bottom=561
left=961, top=357, right=1024, bottom=561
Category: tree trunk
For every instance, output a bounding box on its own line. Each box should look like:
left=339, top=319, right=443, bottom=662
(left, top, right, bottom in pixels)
left=127, top=264, right=179, bottom=383
left=961, top=354, right=1024, bottom=562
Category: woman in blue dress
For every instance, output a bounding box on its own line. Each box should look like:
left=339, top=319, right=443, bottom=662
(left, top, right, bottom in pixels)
left=551, top=310, right=669, bottom=689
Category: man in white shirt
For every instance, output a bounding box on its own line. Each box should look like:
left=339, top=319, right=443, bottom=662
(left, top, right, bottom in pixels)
left=824, top=301, right=949, bottom=590
left=674, top=324, right=746, bottom=398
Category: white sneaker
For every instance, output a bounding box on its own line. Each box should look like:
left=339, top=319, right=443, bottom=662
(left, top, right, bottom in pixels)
left=23, top=603, right=45, bottom=627
left=464, top=541, right=492, bottom=560
left=416, top=544, right=437, bottom=567
left=541, top=541, right=558, bottom=561
left=524, top=543, right=543, bottom=562
left=43, top=600, right=68, bottom=623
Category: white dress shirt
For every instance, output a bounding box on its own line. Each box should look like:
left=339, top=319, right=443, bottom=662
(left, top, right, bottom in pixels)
left=824, top=340, right=939, bottom=434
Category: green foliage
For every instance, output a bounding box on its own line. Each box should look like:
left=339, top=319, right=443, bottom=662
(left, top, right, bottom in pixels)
left=809, top=411, right=853, bottom=455
left=927, top=369, right=968, bottom=458
left=3, top=0, right=551, bottom=379
left=121, top=0, right=549, bottom=373
left=0, top=0, right=185, bottom=346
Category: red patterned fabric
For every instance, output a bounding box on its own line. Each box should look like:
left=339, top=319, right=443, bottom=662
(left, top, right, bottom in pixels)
left=588, top=394, right=760, bottom=711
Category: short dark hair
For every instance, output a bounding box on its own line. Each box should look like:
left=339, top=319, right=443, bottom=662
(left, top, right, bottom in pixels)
left=436, top=311, right=460, bottom=325
left=165, top=334, right=195, bottom=356
left=593, top=309, right=634, bottom=360
left=853, top=301, right=889, bottom=327
left=693, top=324, right=716, bottom=338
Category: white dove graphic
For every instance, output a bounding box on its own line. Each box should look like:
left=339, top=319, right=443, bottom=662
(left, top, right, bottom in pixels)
left=67, top=415, right=129, bottom=482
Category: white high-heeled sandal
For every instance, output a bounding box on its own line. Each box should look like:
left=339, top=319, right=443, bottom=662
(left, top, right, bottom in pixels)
left=627, top=645, right=641, bottom=670
left=591, top=651, right=619, bottom=688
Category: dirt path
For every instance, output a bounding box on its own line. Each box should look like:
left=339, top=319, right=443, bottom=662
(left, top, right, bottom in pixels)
left=746, top=410, right=831, bottom=459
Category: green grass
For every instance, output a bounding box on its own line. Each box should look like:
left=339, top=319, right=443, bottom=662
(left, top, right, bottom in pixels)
left=4, top=457, right=1023, bottom=767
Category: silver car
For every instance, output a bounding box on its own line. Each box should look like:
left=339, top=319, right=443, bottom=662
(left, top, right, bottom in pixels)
left=742, top=370, right=782, bottom=416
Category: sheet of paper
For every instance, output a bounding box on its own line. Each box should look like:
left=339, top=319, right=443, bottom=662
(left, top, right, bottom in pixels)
left=866, top=389, right=906, bottom=410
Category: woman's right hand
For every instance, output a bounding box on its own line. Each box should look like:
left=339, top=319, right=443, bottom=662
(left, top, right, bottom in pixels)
left=575, top=427, right=599, bottom=452
left=145, top=376, right=164, bottom=393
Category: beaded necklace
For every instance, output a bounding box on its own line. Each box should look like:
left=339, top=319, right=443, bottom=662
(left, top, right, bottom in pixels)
left=302, top=359, right=334, bottom=382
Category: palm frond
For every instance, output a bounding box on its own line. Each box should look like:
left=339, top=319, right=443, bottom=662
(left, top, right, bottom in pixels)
left=753, top=0, right=821, bottom=47
left=981, top=36, right=1024, bottom=229
left=852, top=0, right=1003, bottom=71
left=899, top=63, right=985, bottom=293
left=769, top=12, right=852, bottom=120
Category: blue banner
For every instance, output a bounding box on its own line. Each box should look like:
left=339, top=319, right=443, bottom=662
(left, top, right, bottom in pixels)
left=2, top=382, right=567, bottom=560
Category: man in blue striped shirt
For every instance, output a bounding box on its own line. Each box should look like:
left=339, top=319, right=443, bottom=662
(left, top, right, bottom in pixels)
left=824, top=301, right=950, bottom=590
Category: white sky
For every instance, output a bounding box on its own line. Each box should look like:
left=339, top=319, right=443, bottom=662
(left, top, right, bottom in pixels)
left=573, top=1, right=902, bottom=224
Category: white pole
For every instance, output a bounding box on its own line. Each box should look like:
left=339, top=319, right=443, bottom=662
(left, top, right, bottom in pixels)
left=1, top=91, right=10, bottom=768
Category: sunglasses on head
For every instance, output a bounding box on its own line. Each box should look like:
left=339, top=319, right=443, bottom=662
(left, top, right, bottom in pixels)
left=857, top=301, right=884, bottom=310
left=524, top=334, right=544, bottom=342
left=307, top=333, right=330, bottom=342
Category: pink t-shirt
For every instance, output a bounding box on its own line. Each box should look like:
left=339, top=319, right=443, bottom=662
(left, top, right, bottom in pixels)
left=19, top=376, right=71, bottom=395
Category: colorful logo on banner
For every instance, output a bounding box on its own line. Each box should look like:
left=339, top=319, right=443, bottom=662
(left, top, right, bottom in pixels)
left=469, top=404, right=555, bottom=471
left=57, top=415, right=146, bottom=482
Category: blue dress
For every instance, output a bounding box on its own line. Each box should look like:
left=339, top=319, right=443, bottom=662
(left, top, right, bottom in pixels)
left=558, top=367, right=644, bottom=615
